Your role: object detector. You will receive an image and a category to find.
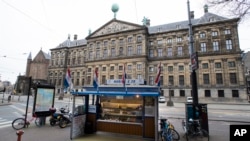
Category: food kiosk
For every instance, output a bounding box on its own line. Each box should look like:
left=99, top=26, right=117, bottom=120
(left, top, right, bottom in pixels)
left=70, top=86, right=160, bottom=140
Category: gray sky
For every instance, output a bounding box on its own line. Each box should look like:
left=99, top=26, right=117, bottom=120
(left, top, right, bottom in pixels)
left=0, top=0, right=249, bottom=84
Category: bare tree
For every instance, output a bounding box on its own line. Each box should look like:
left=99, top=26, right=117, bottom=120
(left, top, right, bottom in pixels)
left=206, top=0, right=250, bottom=22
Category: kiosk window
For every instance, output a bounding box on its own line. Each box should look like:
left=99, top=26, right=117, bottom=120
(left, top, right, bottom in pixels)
left=99, top=95, right=143, bottom=123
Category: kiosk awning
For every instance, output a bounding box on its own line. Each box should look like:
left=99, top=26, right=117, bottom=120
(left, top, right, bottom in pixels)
left=71, top=86, right=160, bottom=96
left=71, top=91, right=159, bottom=96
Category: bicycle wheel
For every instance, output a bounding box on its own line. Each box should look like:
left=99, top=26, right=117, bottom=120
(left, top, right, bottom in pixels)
left=170, top=128, right=180, bottom=141
left=12, top=118, right=25, bottom=130
left=186, top=129, right=209, bottom=141
left=200, top=129, right=209, bottom=141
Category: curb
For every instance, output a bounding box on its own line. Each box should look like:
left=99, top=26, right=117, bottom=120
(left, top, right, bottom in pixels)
left=167, top=116, right=250, bottom=123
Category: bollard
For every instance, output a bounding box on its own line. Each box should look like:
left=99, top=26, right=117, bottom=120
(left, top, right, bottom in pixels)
left=16, top=130, right=24, bottom=141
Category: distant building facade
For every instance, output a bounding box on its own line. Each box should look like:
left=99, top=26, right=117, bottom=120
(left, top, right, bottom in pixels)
left=15, top=50, right=50, bottom=94
left=242, top=51, right=250, bottom=101
left=49, top=6, right=246, bottom=101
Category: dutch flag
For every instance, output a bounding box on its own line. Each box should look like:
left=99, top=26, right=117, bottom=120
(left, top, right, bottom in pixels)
left=93, top=67, right=98, bottom=89
left=122, top=64, right=127, bottom=87
left=64, top=67, right=73, bottom=89
left=155, top=62, right=161, bottom=86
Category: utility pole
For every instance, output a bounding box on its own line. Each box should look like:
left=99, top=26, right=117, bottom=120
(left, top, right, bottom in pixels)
left=187, top=0, right=198, bottom=106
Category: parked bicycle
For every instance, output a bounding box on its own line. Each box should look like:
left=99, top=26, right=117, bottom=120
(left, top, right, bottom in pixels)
left=159, top=118, right=180, bottom=141
left=12, top=114, right=41, bottom=130
left=182, top=118, right=209, bottom=141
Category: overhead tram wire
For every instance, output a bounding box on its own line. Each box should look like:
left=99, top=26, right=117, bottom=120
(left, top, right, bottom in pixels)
left=2, top=0, right=64, bottom=39
left=134, top=0, right=138, bottom=23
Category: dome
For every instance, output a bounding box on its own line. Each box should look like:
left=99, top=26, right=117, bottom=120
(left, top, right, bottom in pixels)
left=111, top=3, right=119, bottom=13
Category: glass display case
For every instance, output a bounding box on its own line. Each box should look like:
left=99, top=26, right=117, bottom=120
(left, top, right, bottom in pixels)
left=99, top=95, right=143, bottom=123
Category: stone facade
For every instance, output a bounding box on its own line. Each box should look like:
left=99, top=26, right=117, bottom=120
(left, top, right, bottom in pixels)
left=49, top=9, right=246, bottom=101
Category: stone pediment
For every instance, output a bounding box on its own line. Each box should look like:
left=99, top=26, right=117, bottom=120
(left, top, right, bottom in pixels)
left=88, top=19, right=144, bottom=38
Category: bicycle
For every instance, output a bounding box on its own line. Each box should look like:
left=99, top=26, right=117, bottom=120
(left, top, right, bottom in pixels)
left=182, top=118, right=209, bottom=141
left=159, top=118, right=180, bottom=141
left=12, top=114, right=41, bottom=130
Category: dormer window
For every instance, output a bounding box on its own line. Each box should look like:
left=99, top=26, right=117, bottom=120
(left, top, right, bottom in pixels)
left=157, top=27, right=162, bottom=32
left=176, top=25, right=181, bottom=29
left=209, top=17, right=215, bottom=22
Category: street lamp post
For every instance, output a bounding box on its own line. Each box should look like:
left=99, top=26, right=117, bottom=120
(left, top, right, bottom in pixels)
left=167, top=83, right=174, bottom=106
left=187, top=0, right=198, bottom=106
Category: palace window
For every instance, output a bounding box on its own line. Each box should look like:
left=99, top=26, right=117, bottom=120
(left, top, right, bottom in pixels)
left=128, top=65, right=132, bottom=70
left=215, top=62, right=221, bottom=68
left=230, top=73, right=237, bottom=84
left=168, top=66, right=173, bottom=72
left=200, top=43, right=207, bottom=52
left=228, top=61, right=236, bottom=67
left=224, top=29, right=231, bottom=35
left=211, top=31, right=218, bottom=37
left=179, top=75, right=184, bottom=85
left=177, top=37, right=182, bottom=43
left=128, top=37, right=133, bottom=43
left=167, top=47, right=173, bottom=57
left=149, top=49, right=154, bottom=57
left=149, top=67, right=154, bottom=72
left=216, top=73, right=223, bottom=84
left=226, top=39, right=232, bottom=50
left=203, top=74, right=210, bottom=84
left=102, top=67, right=106, bottom=71
left=232, top=90, right=239, bottom=97
left=137, top=36, right=142, bottom=42
left=177, top=46, right=183, bottom=56
left=178, top=65, right=184, bottom=71
left=104, top=41, right=108, bottom=47
left=202, top=63, right=209, bottom=69
left=103, top=49, right=108, bottom=58
left=128, top=46, right=133, bottom=56
left=111, top=48, right=116, bottom=56
left=213, top=41, right=219, bottom=51
left=167, top=38, right=172, bottom=44
left=158, top=48, right=163, bottom=57
left=199, top=32, right=206, bottom=38
left=96, top=50, right=100, bottom=59
left=137, top=64, right=142, bottom=70
left=157, top=40, right=163, bottom=45
left=137, top=45, right=142, bottom=55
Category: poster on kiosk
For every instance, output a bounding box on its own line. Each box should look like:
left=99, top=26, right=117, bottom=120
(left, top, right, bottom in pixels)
left=33, top=84, right=55, bottom=117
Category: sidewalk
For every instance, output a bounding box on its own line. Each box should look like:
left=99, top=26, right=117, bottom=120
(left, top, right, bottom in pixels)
left=3, top=124, right=154, bottom=141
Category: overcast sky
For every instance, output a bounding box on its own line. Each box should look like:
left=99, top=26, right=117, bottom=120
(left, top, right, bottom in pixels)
left=0, top=0, right=249, bottom=84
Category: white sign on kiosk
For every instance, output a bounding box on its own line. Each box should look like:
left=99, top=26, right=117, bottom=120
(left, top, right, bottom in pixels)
left=107, top=79, right=144, bottom=85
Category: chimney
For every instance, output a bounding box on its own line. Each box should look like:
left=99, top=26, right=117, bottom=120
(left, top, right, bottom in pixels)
left=74, top=34, right=78, bottom=40
left=146, top=19, right=150, bottom=26
left=190, top=11, right=194, bottom=19
left=67, top=34, right=70, bottom=40
left=204, top=4, right=208, bottom=13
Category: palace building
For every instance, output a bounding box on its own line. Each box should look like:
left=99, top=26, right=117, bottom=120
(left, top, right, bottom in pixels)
left=49, top=5, right=246, bottom=102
